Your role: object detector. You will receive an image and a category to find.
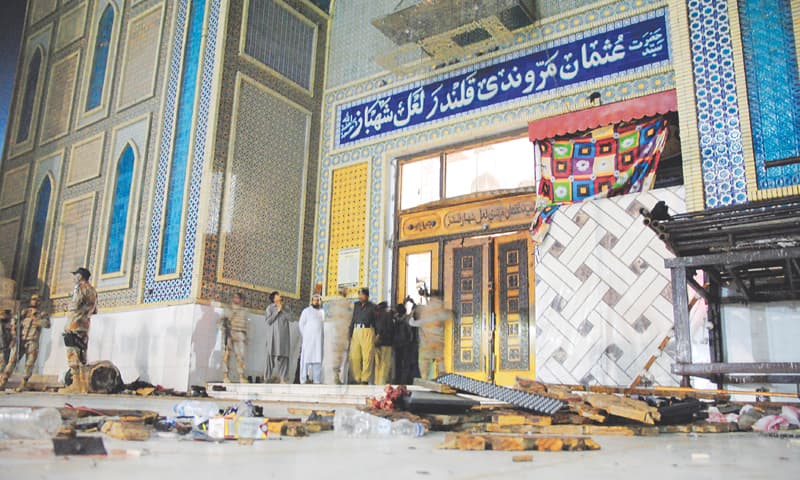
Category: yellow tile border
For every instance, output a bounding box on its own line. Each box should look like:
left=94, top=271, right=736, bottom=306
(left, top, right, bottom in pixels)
left=667, top=0, right=704, bottom=211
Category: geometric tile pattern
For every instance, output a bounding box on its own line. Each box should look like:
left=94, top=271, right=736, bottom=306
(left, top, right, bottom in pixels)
left=144, top=0, right=221, bottom=303
left=55, top=2, right=87, bottom=51
left=315, top=0, right=674, bottom=296
left=118, top=5, right=164, bottom=109
left=219, top=77, right=310, bottom=294
left=325, top=163, right=368, bottom=296
left=0, top=165, right=29, bottom=208
left=40, top=52, right=79, bottom=143
left=51, top=195, right=95, bottom=297
left=686, top=0, right=748, bottom=207
left=66, top=133, right=104, bottom=186
left=737, top=0, right=800, bottom=189
left=534, top=186, right=685, bottom=386
left=29, top=0, right=57, bottom=25
left=0, top=218, right=21, bottom=277
left=159, top=0, right=205, bottom=276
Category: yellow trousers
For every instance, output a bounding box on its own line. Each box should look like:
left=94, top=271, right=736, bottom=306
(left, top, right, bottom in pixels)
left=373, top=346, right=393, bottom=385
left=349, top=328, right=375, bottom=384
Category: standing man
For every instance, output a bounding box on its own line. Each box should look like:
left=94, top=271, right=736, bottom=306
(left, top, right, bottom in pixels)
left=265, top=291, right=292, bottom=383
left=219, top=292, right=249, bottom=383
left=348, top=288, right=376, bottom=385
left=60, top=267, right=97, bottom=394
left=0, top=296, right=51, bottom=391
left=298, top=294, right=324, bottom=384
left=393, top=300, right=420, bottom=384
left=373, top=301, right=394, bottom=385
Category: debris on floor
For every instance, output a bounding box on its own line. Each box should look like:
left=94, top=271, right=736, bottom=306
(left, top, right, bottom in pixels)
left=439, top=433, right=601, bottom=451
left=52, top=436, right=107, bottom=456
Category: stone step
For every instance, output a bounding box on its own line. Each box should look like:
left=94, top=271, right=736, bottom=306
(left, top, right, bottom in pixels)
left=205, top=383, right=508, bottom=407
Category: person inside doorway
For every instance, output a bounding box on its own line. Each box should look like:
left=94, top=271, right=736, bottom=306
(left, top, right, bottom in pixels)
left=348, top=288, right=376, bottom=384
left=373, top=301, right=394, bottom=385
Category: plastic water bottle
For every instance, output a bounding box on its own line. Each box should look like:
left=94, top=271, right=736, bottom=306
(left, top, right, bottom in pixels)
left=391, top=419, right=425, bottom=437
left=0, top=407, right=62, bottom=439
left=173, top=400, right=220, bottom=418
left=334, top=408, right=392, bottom=438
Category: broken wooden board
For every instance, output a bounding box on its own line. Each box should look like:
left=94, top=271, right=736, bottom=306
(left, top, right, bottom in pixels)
left=585, top=394, right=660, bottom=424
left=287, top=408, right=334, bottom=417
left=101, top=421, right=151, bottom=441
left=414, top=378, right=457, bottom=394
left=282, top=424, right=307, bottom=437
left=570, top=403, right=607, bottom=423
left=491, top=413, right=552, bottom=427
left=440, top=433, right=600, bottom=452
left=489, top=424, right=658, bottom=437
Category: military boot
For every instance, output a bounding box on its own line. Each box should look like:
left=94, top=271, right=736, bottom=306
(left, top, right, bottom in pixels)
left=0, top=373, right=8, bottom=390
left=58, top=368, right=82, bottom=394
left=239, top=375, right=249, bottom=384
left=15, top=377, right=29, bottom=392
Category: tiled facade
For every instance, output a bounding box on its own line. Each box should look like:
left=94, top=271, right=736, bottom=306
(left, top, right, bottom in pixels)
left=197, top=0, right=328, bottom=313
left=0, top=0, right=797, bottom=387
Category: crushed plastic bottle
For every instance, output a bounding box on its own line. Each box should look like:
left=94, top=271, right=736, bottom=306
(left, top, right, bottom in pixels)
left=334, top=408, right=423, bottom=438
left=0, top=407, right=63, bottom=439
left=173, top=400, right=220, bottom=419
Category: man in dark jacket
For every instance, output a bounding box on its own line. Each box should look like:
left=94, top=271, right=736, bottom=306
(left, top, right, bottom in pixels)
left=373, top=301, right=394, bottom=385
left=393, top=300, right=420, bottom=385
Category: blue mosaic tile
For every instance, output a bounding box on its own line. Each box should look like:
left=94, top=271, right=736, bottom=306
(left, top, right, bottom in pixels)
left=23, top=178, right=51, bottom=287
left=103, top=145, right=134, bottom=274
left=144, top=0, right=221, bottom=303
left=16, top=49, right=41, bottom=143
left=687, top=0, right=748, bottom=207
left=86, top=5, right=114, bottom=111
left=738, top=0, right=800, bottom=189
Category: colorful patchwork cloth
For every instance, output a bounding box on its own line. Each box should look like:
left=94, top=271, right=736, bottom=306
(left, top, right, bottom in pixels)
left=530, top=117, right=669, bottom=243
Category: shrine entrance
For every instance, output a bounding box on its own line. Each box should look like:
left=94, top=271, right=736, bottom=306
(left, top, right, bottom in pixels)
left=396, top=197, right=539, bottom=388
left=442, top=231, right=534, bottom=385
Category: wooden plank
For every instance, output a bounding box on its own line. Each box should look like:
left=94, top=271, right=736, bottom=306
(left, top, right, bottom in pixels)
left=512, top=455, right=533, bottom=462
left=440, top=433, right=600, bottom=452
left=571, top=403, right=607, bottom=423
left=585, top=394, right=660, bottom=424
left=414, top=378, right=457, bottom=394
left=492, top=414, right=552, bottom=427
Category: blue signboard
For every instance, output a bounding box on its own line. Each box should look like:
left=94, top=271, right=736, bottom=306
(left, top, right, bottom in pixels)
left=336, top=13, right=669, bottom=146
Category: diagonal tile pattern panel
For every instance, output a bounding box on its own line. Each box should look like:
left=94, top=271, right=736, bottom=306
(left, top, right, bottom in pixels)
left=535, top=186, right=685, bottom=386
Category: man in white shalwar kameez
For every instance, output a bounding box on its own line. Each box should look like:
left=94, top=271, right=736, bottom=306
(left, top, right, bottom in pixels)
left=298, top=294, right=324, bottom=384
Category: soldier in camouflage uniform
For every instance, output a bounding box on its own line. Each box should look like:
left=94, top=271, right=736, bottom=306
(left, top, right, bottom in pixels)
left=59, top=267, right=97, bottom=394
left=0, top=309, right=13, bottom=375
left=219, top=292, right=249, bottom=383
left=0, top=295, right=50, bottom=391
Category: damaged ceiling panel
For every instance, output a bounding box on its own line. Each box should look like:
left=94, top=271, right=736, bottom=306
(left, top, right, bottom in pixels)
left=372, top=0, right=538, bottom=72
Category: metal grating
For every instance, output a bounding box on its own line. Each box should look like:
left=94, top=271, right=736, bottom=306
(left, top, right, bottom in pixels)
left=435, top=373, right=565, bottom=415
left=244, top=0, right=316, bottom=89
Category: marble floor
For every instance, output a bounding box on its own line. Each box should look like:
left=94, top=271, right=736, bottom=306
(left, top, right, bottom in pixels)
left=1, top=393, right=798, bottom=480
